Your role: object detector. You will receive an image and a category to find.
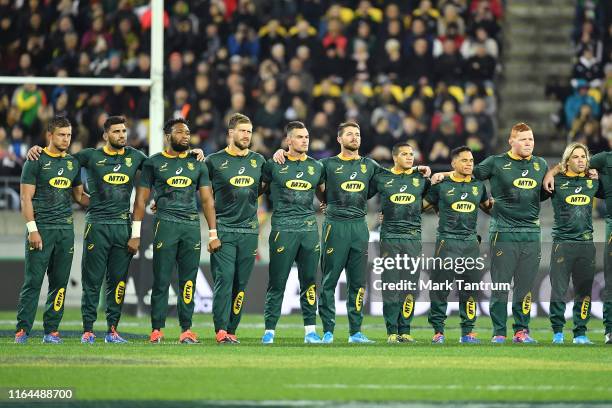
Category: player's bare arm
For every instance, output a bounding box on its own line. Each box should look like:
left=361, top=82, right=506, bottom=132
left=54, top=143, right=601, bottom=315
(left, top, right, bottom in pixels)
left=127, top=186, right=150, bottom=254
left=199, top=186, right=221, bottom=253
left=20, top=183, right=42, bottom=251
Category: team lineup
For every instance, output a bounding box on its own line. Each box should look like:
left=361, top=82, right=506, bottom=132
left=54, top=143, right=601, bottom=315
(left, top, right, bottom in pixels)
left=14, top=113, right=612, bottom=345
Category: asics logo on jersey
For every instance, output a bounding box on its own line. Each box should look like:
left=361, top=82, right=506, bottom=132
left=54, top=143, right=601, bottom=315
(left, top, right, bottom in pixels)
left=176, top=167, right=183, bottom=175
left=575, top=186, right=582, bottom=193
left=461, top=192, right=468, bottom=199
left=114, top=164, right=121, bottom=171
left=522, top=169, right=529, bottom=177
left=400, top=185, right=407, bottom=192
left=239, top=166, right=245, bottom=175
left=58, top=168, right=64, bottom=176
left=296, top=171, right=303, bottom=179
left=350, top=171, right=357, bottom=180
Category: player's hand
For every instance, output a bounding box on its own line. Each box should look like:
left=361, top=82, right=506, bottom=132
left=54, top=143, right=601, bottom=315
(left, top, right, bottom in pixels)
left=489, top=198, right=495, bottom=208
left=208, top=238, right=221, bottom=253
left=272, top=149, right=287, bottom=164
left=431, top=172, right=446, bottom=184
left=150, top=200, right=157, bottom=214
left=27, top=145, right=43, bottom=161
left=191, top=148, right=205, bottom=162
left=543, top=172, right=555, bottom=193
left=320, top=202, right=327, bottom=214
left=127, top=237, right=140, bottom=254
left=28, top=231, right=43, bottom=251
left=417, top=165, right=432, bottom=178
left=588, top=169, right=598, bottom=180
left=379, top=212, right=384, bottom=222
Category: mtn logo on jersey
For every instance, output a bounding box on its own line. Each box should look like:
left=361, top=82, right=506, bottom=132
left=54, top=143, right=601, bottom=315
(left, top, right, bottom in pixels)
left=390, top=193, right=416, bottom=204
left=451, top=201, right=476, bottom=212
left=341, top=180, right=365, bottom=192
left=167, top=175, right=192, bottom=187
left=565, top=194, right=591, bottom=205
left=103, top=173, right=130, bottom=185
left=512, top=176, right=537, bottom=189
left=49, top=176, right=71, bottom=188
left=286, top=180, right=312, bottom=190
left=230, top=175, right=255, bottom=187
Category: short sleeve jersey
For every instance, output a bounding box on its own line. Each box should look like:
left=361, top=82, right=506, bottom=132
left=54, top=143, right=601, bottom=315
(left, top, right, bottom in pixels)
left=205, top=148, right=266, bottom=234
left=262, top=156, right=324, bottom=232
left=320, top=155, right=382, bottom=220
left=139, top=151, right=210, bottom=226
left=21, top=148, right=82, bottom=229
left=550, top=172, right=598, bottom=241
left=74, top=146, right=147, bottom=224
left=425, top=175, right=488, bottom=240
left=473, top=152, right=548, bottom=233
left=370, top=168, right=429, bottom=239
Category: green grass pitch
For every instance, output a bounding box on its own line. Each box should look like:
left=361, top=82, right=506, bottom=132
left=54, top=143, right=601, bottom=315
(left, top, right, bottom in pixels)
left=1, top=308, right=612, bottom=405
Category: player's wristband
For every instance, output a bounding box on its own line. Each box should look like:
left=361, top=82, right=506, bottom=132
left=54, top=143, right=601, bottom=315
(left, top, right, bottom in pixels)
left=131, top=221, right=142, bottom=238
left=26, top=221, right=38, bottom=233
left=209, top=229, right=218, bottom=241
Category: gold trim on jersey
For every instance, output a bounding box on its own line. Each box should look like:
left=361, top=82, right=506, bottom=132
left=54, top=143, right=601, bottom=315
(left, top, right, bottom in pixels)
left=287, top=154, right=307, bottom=161
left=162, top=151, right=188, bottom=159
left=507, top=150, right=532, bottom=161
left=565, top=170, right=586, bottom=177
left=449, top=172, right=472, bottom=183
left=337, top=153, right=360, bottom=161
left=43, top=147, right=66, bottom=158
left=225, top=146, right=249, bottom=157
left=103, top=145, right=125, bottom=156
left=390, top=167, right=413, bottom=175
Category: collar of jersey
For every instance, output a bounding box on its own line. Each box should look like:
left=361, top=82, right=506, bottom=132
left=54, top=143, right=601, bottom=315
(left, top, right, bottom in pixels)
left=390, top=167, right=413, bottom=175
left=337, top=153, right=360, bottom=161
left=43, top=147, right=66, bottom=158
left=507, top=150, right=532, bottom=161
left=565, top=170, right=586, bottom=177
left=225, top=146, right=249, bottom=157
left=162, top=150, right=188, bottom=159
left=287, top=153, right=307, bottom=161
left=103, top=145, right=125, bottom=156
left=450, top=172, right=472, bottom=182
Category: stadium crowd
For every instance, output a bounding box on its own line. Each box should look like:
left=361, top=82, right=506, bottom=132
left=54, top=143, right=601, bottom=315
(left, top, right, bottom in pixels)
left=0, top=0, right=503, bottom=181
left=552, top=0, right=612, bottom=152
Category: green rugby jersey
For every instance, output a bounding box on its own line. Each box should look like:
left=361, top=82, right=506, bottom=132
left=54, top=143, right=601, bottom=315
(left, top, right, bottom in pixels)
left=473, top=151, right=548, bottom=233
left=262, top=155, right=324, bottom=232
left=370, top=168, right=429, bottom=239
left=205, top=148, right=266, bottom=234
left=139, top=151, right=210, bottom=225
left=320, top=154, right=382, bottom=220
left=74, top=146, right=147, bottom=224
left=550, top=172, right=598, bottom=241
left=425, top=173, right=488, bottom=240
left=588, top=152, right=612, bottom=229
left=21, top=148, right=82, bottom=229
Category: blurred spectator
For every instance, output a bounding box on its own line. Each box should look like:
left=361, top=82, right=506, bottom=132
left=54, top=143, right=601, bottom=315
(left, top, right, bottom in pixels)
left=572, top=47, right=604, bottom=87
left=564, top=80, right=600, bottom=127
